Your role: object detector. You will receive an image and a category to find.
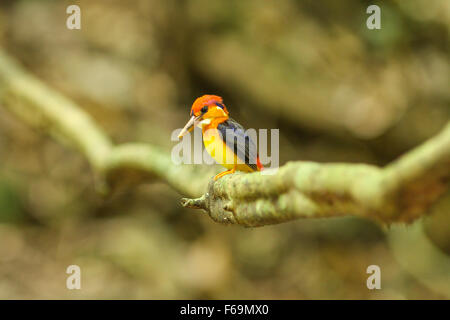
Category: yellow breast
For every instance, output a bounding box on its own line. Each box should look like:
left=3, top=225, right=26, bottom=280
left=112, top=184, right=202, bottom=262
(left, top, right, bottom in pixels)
left=202, top=128, right=253, bottom=172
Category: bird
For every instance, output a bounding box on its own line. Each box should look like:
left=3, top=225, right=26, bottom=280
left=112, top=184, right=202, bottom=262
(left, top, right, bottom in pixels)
left=178, top=95, right=263, bottom=180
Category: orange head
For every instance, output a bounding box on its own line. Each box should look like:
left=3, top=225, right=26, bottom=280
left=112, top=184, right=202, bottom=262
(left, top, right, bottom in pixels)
left=178, top=95, right=229, bottom=138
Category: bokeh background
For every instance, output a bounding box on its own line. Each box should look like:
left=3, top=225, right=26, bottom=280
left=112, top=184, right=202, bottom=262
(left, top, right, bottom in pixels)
left=0, top=0, right=449, bottom=299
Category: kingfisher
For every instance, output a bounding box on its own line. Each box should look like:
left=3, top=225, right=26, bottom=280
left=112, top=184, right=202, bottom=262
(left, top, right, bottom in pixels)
left=178, top=95, right=263, bottom=180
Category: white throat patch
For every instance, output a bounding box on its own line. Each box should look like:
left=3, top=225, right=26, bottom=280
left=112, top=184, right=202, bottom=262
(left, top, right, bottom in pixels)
left=197, top=118, right=211, bottom=128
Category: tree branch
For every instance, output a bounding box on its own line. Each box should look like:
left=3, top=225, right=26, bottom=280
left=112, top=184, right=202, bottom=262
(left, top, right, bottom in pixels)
left=0, top=50, right=448, bottom=227
left=182, top=123, right=450, bottom=226
left=103, top=143, right=215, bottom=197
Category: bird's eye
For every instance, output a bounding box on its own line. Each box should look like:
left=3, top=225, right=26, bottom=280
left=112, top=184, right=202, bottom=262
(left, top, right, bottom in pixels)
left=216, top=103, right=225, bottom=109
left=201, top=106, right=208, bottom=113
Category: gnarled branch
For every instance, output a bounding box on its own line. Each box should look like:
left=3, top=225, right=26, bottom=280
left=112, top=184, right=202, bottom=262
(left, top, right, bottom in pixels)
left=0, top=49, right=448, bottom=227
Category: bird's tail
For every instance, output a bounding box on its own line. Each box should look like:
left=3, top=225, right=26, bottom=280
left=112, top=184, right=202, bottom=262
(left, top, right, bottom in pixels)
left=256, top=156, right=264, bottom=171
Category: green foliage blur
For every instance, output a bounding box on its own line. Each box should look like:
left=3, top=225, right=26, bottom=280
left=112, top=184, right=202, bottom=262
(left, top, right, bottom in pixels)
left=0, top=0, right=448, bottom=299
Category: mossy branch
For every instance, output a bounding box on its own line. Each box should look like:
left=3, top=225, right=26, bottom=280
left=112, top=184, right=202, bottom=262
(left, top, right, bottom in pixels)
left=0, top=50, right=449, bottom=227
left=182, top=123, right=450, bottom=226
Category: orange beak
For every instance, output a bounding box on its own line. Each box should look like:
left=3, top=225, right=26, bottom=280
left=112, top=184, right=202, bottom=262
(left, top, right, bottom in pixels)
left=178, top=115, right=202, bottom=139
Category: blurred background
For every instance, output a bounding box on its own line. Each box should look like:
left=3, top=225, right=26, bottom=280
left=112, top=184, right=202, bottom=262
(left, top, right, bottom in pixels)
left=0, top=0, right=449, bottom=299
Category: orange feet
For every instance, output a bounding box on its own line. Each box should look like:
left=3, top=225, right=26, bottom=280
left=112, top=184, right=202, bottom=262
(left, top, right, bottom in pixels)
left=214, top=166, right=236, bottom=181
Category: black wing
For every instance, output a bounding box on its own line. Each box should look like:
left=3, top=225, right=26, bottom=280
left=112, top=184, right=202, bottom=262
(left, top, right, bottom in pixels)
left=217, top=118, right=258, bottom=171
